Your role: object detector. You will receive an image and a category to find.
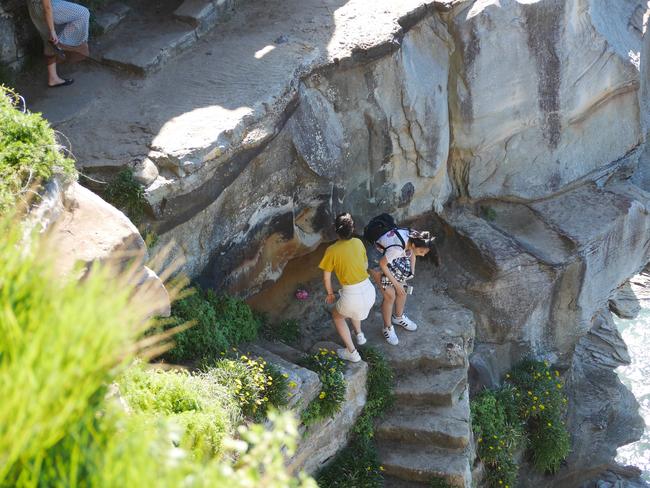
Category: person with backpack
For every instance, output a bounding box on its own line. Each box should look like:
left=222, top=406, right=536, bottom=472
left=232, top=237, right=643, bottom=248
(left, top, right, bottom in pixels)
left=364, top=214, right=436, bottom=345
left=319, top=213, right=376, bottom=362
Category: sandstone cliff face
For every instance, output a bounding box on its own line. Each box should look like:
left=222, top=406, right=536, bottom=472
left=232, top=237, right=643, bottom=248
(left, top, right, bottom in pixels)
left=38, top=0, right=648, bottom=484
left=447, top=0, right=642, bottom=199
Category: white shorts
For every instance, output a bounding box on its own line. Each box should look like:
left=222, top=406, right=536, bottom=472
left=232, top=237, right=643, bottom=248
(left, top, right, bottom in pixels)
left=335, top=278, right=376, bottom=321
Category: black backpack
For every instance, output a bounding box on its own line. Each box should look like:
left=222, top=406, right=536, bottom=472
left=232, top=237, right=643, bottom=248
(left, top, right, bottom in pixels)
left=363, top=214, right=406, bottom=252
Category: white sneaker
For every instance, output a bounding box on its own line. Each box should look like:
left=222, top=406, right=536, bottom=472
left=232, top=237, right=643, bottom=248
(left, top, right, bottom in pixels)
left=356, top=332, right=367, bottom=345
left=383, top=326, right=399, bottom=345
left=392, top=314, right=417, bottom=331
left=337, top=348, right=361, bottom=363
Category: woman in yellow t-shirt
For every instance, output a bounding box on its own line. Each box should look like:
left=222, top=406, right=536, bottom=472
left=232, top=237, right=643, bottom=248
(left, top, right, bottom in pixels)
left=319, top=213, right=376, bottom=362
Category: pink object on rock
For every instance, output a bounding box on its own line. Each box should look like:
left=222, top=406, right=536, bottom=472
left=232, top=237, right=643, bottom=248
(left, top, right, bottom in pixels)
left=295, top=289, right=309, bottom=300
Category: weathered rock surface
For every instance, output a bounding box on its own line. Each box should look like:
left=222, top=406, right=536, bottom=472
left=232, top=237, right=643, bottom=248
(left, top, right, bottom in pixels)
left=440, top=178, right=650, bottom=361
left=447, top=0, right=643, bottom=200
left=32, top=179, right=170, bottom=318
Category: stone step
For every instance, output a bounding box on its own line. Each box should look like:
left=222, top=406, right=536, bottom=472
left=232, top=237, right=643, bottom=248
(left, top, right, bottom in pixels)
left=92, top=2, right=131, bottom=36
left=376, top=388, right=470, bottom=449
left=364, top=291, right=474, bottom=372
left=377, top=443, right=472, bottom=487
left=393, top=367, right=467, bottom=407
left=174, top=0, right=238, bottom=35
left=101, top=19, right=198, bottom=75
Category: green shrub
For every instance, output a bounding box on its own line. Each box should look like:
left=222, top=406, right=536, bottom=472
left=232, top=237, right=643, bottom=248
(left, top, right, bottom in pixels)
left=316, top=347, right=394, bottom=488
left=0, top=215, right=161, bottom=485
left=0, top=214, right=316, bottom=487
left=0, top=86, right=76, bottom=213
left=300, top=349, right=347, bottom=427
left=505, top=359, right=570, bottom=473
left=102, top=168, right=146, bottom=225
left=471, top=387, right=524, bottom=488
left=471, top=359, right=571, bottom=488
left=118, top=364, right=236, bottom=460
left=165, top=288, right=261, bottom=362
left=203, top=353, right=288, bottom=421
left=264, top=318, right=301, bottom=344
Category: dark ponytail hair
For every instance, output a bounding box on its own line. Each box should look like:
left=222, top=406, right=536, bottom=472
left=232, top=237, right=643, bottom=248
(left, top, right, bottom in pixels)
left=408, top=230, right=435, bottom=250
left=334, top=213, right=354, bottom=240
left=409, top=229, right=441, bottom=267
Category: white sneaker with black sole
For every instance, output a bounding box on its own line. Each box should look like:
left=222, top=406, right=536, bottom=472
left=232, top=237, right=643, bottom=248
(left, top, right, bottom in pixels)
left=337, top=348, right=361, bottom=362
left=392, top=314, right=417, bottom=331
left=356, top=332, right=367, bottom=345
left=383, top=326, right=399, bottom=345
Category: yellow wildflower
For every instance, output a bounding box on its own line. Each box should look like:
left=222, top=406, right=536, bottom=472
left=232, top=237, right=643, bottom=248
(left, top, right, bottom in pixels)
left=379, top=466, right=385, bottom=471
left=319, top=392, right=327, bottom=399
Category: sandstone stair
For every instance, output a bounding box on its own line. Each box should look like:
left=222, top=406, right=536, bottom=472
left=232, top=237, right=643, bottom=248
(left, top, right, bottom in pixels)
left=92, top=0, right=243, bottom=75
left=365, top=287, right=475, bottom=488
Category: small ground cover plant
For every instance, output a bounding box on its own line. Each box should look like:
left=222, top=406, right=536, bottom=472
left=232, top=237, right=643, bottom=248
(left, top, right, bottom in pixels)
left=263, top=318, right=301, bottom=344
left=0, top=86, right=76, bottom=213
left=317, top=347, right=394, bottom=488
left=203, top=351, right=289, bottom=421
left=118, top=363, right=236, bottom=460
left=102, top=168, right=146, bottom=224
left=471, top=359, right=570, bottom=488
left=163, top=287, right=261, bottom=362
left=299, top=348, right=347, bottom=426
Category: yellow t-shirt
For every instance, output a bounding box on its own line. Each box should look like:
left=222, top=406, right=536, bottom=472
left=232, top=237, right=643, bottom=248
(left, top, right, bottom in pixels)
left=318, top=238, right=369, bottom=286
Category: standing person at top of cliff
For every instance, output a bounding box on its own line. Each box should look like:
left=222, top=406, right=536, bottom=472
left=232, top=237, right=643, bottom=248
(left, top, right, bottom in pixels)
left=367, top=219, right=436, bottom=345
left=27, top=0, right=90, bottom=87
left=319, top=213, right=376, bottom=363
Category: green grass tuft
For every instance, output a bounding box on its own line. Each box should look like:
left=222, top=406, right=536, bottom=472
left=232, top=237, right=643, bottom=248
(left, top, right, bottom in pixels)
left=0, top=86, right=76, bottom=213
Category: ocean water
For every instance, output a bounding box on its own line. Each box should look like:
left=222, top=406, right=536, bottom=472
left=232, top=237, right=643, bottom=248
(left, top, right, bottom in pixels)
left=615, top=307, right=650, bottom=481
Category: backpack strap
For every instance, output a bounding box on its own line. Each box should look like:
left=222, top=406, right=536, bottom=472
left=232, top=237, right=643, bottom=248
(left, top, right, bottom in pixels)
left=376, top=228, right=408, bottom=253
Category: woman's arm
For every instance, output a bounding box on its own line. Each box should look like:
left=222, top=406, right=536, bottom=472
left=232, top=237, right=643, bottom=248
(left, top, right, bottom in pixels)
left=379, top=256, right=406, bottom=296
left=409, top=249, right=416, bottom=276
left=323, top=271, right=336, bottom=304
left=41, top=0, right=57, bottom=43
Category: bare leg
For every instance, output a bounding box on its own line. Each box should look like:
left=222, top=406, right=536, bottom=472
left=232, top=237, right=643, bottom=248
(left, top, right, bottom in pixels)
left=395, top=293, right=407, bottom=318
left=381, top=286, right=396, bottom=328
left=47, top=62, right=65, bottom=86
left=350, top=318, right=362, bottom=335
left=332, top=308, right=355, bottom=353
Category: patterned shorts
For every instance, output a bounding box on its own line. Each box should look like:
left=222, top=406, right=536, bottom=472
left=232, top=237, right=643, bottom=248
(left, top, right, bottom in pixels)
left=380, top=256, right=412, bottom=289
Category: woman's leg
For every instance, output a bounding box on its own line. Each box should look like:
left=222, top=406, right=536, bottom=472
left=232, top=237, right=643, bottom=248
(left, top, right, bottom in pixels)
left=381, top=286, right=395, bottom=328
left=332, top=308, right=355, bottom=353
left=46, top=60, right=65, bottom=86
left=395, top=292, right=407, bottom=318
left=350, top=318, right=362, bottom=335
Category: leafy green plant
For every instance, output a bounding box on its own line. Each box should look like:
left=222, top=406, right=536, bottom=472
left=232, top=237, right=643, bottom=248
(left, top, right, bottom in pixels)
left=0, top=213, right=316, bottom=487
left=264, top=318, right=301, bottom=344
left=203, top=352, right=289, bottom=421
left=471, top=359, right=571, bottom=488
left=317, top=347, right=394, bottom=488
left=118, top=364, right=235, bottom=460
left=505, top=360, right=570, bottom=473
left=480, top=205, right=497, bottom=222
left=471, top=387, right=524, bottom=488
left=300, top=349, right=347, bottom=427
left=102, top=168, right=146, bottom=225
left=164, top=287, right=261, bottom=362
left=0, top=86, right=76, bottom=213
